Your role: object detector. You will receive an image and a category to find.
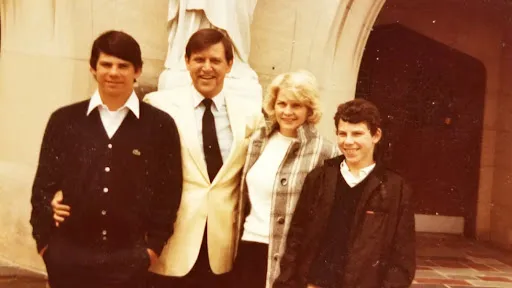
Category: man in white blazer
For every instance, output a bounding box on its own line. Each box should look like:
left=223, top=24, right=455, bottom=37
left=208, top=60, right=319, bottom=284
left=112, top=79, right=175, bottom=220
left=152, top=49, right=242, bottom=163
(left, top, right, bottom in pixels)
left=144, top=28, right=263, bottom=287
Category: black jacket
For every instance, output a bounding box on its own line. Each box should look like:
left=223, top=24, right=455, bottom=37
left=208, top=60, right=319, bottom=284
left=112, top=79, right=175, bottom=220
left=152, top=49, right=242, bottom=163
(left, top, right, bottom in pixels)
left=274, top=156, right=416, bottom=288
left=30, top=100, right=183, bottom=258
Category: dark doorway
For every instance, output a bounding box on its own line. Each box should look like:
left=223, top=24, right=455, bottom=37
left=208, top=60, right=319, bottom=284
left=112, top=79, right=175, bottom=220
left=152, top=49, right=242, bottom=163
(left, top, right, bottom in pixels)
left=356, top=23, right=486, bottom=238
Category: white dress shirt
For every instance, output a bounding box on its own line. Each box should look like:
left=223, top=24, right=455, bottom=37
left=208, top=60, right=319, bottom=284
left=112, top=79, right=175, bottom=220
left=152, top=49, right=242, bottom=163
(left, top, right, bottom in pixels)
left=86, top=90, right=140, bottom=138
left=192, top=89, right=233, bottom=163
left=340, top=160, right=376, bottom=187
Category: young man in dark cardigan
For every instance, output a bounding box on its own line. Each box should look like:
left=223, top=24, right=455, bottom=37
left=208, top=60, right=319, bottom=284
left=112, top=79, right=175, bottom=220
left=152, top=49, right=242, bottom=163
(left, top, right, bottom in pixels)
left=274, top=99, right=416, bottom=288
left=30, top=30, right=183, bottom=288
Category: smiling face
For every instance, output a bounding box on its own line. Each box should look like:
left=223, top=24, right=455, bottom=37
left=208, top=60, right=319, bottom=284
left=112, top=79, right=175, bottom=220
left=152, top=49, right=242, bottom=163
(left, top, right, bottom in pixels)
left=186, top=42, right=233, bottom=98
left=274, top=90, right=309, bottom=137
left=91, top=52, right=141, bottom=99
left=337, top=120, right=382, bottom=170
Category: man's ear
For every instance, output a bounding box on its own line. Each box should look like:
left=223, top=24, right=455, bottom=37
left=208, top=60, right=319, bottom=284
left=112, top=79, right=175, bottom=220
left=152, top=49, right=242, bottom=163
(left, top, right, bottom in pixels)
left=227, top=60, right=233, bottom=73
left=135, top=67, right=142, bottom=79
left=185, top=56, right=192, bottom=71
left=90, top=66, right=97, bottom=79
left=373, top=128, right=382, bottom=144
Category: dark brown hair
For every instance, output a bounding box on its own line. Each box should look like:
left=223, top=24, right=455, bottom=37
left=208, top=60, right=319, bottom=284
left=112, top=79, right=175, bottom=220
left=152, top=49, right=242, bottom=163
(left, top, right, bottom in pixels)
left=89, top=30, right=143, bottom=71
left=185, top=28, right=234, bottom=63
left=334, top=98, right=382, bottom=135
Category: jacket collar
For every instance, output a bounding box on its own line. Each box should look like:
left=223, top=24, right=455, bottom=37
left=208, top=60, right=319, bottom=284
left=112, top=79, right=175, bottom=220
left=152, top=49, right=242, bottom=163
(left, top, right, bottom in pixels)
left=324, top=155, right=386, bottom=181
left=261, top=122, right=319, bottom=144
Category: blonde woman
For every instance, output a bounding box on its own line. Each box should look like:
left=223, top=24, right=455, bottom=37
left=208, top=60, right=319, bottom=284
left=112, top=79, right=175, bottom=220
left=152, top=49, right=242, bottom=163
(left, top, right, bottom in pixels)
left=233, top=70, right=339, bottom=288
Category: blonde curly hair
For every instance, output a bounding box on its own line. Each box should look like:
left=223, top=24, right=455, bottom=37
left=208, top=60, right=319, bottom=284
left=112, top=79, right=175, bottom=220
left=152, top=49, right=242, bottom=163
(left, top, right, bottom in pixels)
left=263, top=70, right=322, bottom=127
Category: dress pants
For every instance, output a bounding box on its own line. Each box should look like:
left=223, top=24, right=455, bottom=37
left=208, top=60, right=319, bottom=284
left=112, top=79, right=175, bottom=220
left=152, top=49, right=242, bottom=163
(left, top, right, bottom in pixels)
left=43, top=238, right=149, bottom=288
left=147, top=227, right=231, bottom=288
left=232, top=240, right=269, bottom=288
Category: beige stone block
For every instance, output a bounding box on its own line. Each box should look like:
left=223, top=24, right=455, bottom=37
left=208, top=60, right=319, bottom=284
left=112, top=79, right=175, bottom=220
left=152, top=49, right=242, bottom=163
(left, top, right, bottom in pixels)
left=491, top=168, right=512, bottom=205
left=251, top=0, right=384, bottom=97
left=251, top=0, right=350, bottom=76
left=91, top=0, right=169, bottom=60
left=485, top=90, right=500, bottom=102
left=0, top=161, right=45, bottom=273
left=138, top=58, right=165, bottom=88
left=477, top=167, right=494, bottom=204
left=316, top=88, right=354, bottom=142
left=257, top=73, right=280, bottom=93
left=494, top=131, right=512, bottom=169
left=500, top=45, right=512, bottom=76
left=490, top=203, right=512, bottom=249
left=476, top=201, right=491, bottom=241
left=480, top=129, right=497, bottom=167
left=47, top=1, right=95, bottom=59
left=250, top=0, right=296, bottom=75
left=483, top=97, right=498, bottom=130
left=0, top=51, right=91, bottom=164
left=497, top=92, right=512, bottom=132
left=1, top=1, right=95, bottom=59
left=414, top=214, right=464, bottom=234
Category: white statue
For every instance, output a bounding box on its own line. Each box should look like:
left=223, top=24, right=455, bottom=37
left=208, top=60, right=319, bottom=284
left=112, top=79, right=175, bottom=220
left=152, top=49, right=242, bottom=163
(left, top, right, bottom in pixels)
left=158, top=0, right=262, bottom=105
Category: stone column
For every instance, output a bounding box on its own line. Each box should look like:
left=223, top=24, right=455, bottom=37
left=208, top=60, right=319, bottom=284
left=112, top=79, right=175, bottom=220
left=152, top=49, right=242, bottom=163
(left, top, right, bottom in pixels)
left=489, top=27, right=512, bottom=248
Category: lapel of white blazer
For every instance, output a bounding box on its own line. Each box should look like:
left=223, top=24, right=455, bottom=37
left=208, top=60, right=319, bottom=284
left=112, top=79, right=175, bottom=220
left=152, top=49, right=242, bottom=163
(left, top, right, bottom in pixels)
left=175, top=86, right=210, bottom=183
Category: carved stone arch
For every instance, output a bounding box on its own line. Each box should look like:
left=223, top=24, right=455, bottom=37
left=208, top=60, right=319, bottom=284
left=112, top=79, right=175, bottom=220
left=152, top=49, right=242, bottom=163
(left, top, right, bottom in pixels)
left=306, top=0, right=388, bottom=139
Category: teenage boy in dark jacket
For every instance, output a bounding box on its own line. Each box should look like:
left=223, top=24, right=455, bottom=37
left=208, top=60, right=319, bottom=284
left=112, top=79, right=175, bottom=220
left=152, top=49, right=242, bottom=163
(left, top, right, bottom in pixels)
left=274, top=99, right=415, bottom=288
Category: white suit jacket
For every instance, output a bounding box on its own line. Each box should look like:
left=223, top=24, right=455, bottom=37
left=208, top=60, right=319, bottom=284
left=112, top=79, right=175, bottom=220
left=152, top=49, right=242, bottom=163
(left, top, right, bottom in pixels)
left=143, top=85, right=263, bottom=276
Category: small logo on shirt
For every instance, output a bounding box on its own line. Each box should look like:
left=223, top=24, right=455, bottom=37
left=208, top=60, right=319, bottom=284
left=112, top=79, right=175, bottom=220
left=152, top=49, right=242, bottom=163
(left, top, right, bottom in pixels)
left=132, top=149, right=141, bottom=156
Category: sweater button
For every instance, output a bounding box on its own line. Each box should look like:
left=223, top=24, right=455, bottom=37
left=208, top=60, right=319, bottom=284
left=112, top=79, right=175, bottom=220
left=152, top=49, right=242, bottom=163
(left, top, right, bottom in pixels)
left=277, top=217, right=285, bottom=224
left=280, top=178, right=287, bottom=186
left=273, top=253, right=279, bottom=261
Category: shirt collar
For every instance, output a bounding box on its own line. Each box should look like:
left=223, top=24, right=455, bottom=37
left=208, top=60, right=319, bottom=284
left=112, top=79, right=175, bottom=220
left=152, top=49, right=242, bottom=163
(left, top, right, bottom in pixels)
left=86, top=89, right=140, bottom=118
left=340, top=160, right=376, bottom=177
left=192, top=87, right=225, bottom=111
